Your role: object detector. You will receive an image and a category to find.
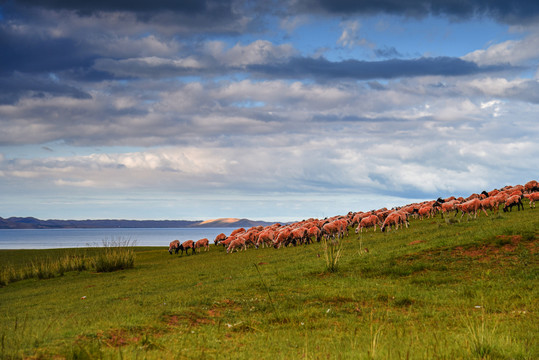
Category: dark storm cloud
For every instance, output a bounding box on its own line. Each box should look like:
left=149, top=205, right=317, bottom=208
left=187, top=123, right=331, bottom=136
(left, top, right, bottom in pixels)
left=248, top=56, right=508, bottom=81
left=7, top=0, right=212, bottom=15
left=292, top=0, right=539, bottom=24
left=0, top=28, right=96, bottom=75
left=0, top=72, right=91, bottom=104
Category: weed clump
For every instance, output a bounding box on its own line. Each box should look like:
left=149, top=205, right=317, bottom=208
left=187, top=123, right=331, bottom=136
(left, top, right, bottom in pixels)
left=0, top=238, right=135, bottom=286
left=321, top=236, right=343, bottom=273
left=91, top=240, right=135, bottom=272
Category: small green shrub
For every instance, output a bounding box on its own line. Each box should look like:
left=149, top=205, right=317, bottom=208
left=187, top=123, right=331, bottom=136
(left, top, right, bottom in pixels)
left=321, top=236, right=343, bottom=273
left=91, top=247, right=135, bottom=272
left=463, top=307, right=500, bottom=359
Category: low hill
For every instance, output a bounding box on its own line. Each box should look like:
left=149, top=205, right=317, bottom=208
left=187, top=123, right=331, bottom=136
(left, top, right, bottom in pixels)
left=0, top=216, right=277, bottom=229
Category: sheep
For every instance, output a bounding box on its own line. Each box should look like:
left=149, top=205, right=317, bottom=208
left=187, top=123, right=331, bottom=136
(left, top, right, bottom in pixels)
left=220, top=235, right=237, bottom=248
left=355, top=214, right=380, bottom=233
left=524, top=180, right=538, bottom=193
left=243, top=228, right=261, bottom=247
left=524, top=192, right=539, bottom=208
left=456, top=198, right=488, bottom=219
left=214, top=233, right=227, bottom=245
left=226, top=237, right=247, bottom=253
left=380, top=210, right=410, bottom=232
left=503, top=195, right=524, bottom=212
left=273, top=227, right=292, bottom=249
left=418, top=205, right=433, bottom=220
left=256, top=229, right=274, bottom=248
left=456, top=198, right=488, bottom=220
left=481, top=197, right=499, bottom=214
left=307, top=226, right=322, bottom=243
left=380, top=211, right=405, bottom=232
left=321, top=221, right=341, bottom=240
left=194, top=238, right=210, bottom=252
left=168, top=240, right=180, bottom=255
left=230, top=227, right=246, bottom=237
left=179, top=240, right=195, bottom=255
left=438, top=199, right=459, bottom=218
left=291, top=227, right=309, bottom=245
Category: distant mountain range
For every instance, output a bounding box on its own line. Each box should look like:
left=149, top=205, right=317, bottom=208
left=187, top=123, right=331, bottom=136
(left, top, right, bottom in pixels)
left=0, top=217, right=278, bottom=229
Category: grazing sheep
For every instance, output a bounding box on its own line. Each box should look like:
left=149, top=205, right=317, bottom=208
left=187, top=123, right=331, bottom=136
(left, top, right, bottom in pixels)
left=456, top=198, right=489, bottom=220
left=418, top=205, right=433, bottom=220
left=355, top=215, right=380, bottom=233
left=220, top=235, right=237, bottom=248
left=380, top=211, right=407, bottom=232
left=291, top=227, right=309, bottom=245
left=480, top=197, right=499, bottom=214
left=273, top=227, right=292, bottom=249
left=168, top=240, right=180, bottom=255
left=179, top=240, right=196, bottom=255
left=195, top=238, right=210, bottom=252
left=524, top=180, right=539, bottom=193
left=307, top=226, right=322, bottom=243
left=321, top=221, right=341, bottom=240
left=243, top=229, right=260, bottom=247
left=227, top=237, right=246, bottom=253
left=214, top=233, right=227, bottom=245
left=256, top=229, right=275, bottom=248
left=230, top=227, right=246, bottom=237
left=503, top=195, right=524, bottom=212
left=524, top=192, right=539, bottom=208
left=438, top=200, right=459, bottom=218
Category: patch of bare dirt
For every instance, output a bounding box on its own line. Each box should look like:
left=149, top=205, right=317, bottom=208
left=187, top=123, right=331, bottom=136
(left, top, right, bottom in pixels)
left=451, top=235, right=537, bottom=262
left=163, top=312, right=215, bottom=328
left=402, top=234, right=537, bottom=265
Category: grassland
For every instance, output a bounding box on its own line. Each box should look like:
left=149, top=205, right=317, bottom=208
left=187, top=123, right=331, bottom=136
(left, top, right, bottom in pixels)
left=0, top=207, right=537, bottom=359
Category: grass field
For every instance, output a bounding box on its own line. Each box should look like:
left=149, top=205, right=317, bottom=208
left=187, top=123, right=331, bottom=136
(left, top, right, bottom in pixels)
left=0, top=206, right=537, bottom=359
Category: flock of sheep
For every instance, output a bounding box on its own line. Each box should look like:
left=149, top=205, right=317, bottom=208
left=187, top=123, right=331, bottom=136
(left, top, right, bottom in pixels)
left=168, top=180, right=539, bottom=255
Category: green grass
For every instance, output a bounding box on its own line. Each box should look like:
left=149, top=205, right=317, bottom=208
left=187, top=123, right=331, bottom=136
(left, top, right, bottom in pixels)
left=0, top=239, right=135, bottom=286
left=0, top=206, right=537, bottom=359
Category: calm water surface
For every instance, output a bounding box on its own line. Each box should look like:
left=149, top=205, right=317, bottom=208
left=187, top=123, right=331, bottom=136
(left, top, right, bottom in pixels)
left=0, top=228, right=235, bottom=249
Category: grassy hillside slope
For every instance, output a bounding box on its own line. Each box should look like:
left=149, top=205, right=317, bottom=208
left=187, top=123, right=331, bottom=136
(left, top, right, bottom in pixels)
left=0, top=206, right=537, bottom=359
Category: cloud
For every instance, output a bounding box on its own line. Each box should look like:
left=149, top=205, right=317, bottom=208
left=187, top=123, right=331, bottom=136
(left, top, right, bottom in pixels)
left=374, top=46, right=402, bottom=59
left=337, top=20, right=372, bottom=48
left=248, top=56, right=509, bottom=80
left=462, top=31, right=539, bottom=66
left=0, top=72, right=91, bottom=105
left=292, top=0, right=539, bottom=24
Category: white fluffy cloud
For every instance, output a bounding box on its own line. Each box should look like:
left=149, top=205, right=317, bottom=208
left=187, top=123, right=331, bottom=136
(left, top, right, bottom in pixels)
left=462, top=29, right=539, bottom=66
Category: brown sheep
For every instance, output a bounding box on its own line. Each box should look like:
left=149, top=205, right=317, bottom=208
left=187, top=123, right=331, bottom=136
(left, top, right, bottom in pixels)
left=503, top=195, right=524, bottom=212
left=273, top=227, right=293, bottom=249
left=456, top=198, right=488, bottom=220
left=524, top=192, right=539, bottom=208
left=227, top=237, right=246, bottom=253
left=230, top=227, right=246, bottom=237
left=307, top=226, right=322, bottom=243
left=168, top=240, right=180, bottom=255
left=380, top=211, right=408, bottom=232
left=355, top=215, right=380, bottom=233
left=321, top=221, right=341, bottom=240
left=214, top=233, right=227, bottom=245
left=524, top=180, right=538, bottom=193
left=195, top=238, right=210, bottom=252
left=256, top=229, right=275, bottom=248
left=179, top=240, right=195, bottom=255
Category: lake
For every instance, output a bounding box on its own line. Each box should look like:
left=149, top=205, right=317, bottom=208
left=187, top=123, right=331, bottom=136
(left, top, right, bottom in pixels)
left=0, top=228, right=235, bottom=249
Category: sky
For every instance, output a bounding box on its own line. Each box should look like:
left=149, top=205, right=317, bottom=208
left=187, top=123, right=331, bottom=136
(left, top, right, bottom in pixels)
left=0, top=0, right=538, bottom=222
